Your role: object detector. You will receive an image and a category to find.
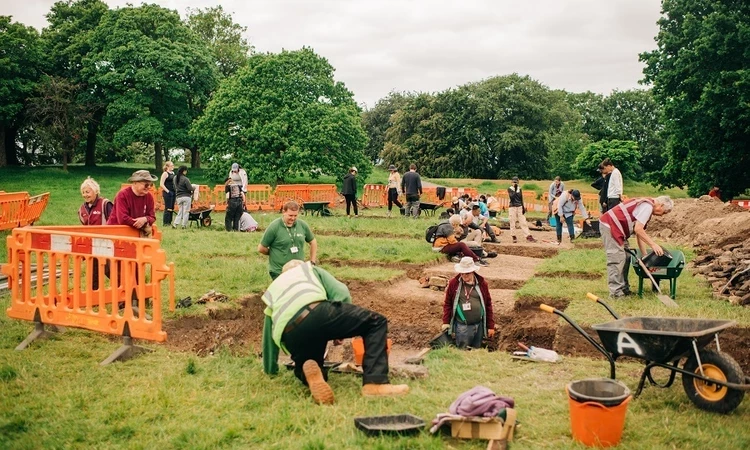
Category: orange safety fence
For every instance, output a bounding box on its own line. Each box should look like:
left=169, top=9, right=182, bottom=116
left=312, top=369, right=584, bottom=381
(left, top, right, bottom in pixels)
left=308, top=184, right=338, bottom=206
left=732, top=200, right=750, bottom=209
left=0, top=192, right=51, bottom=230
left=361, top=184, right=388, bottom=207
left=420, top=187, right=441, bottom=204
left=212, top=185, right=228, bottom=212
left=245, top=185, right=275, bottom=211
left=1, top=225, right=175, bottom=357
left=21, top=193, right=51, bottom=226
left=580, top=194, right=602, bottom=218
left=273, top=184, right=310, bottom=209
left=444, top=187, right=479, bottom=201
left=120, top=184, right=213, bottom=212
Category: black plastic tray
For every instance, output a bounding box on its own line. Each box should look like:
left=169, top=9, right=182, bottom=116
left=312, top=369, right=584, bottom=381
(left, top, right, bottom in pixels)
left=354, top=414, right=425, bottom=436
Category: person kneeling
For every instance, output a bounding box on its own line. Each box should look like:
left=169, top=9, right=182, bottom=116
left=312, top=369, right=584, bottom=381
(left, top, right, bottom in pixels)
left=433, top=214, right=488, bottom=266
left=441, top=257, right=495, bottom=349
left=261, top=260, right=409, bottom=404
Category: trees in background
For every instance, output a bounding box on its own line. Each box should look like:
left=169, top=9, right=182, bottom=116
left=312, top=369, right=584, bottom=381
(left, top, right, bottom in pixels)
left=192, top=48, right=370, bottom=184
left=572, top=140, right=641, bottom=180
left=361, top=91, right=411, bottom=164
left=641, top=0, right=750, bottom=198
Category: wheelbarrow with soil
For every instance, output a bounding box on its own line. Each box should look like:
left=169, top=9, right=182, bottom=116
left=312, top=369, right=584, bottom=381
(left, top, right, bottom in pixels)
left=188, top=206, right=214, bottom=228
left=539, top=293, right=750, bottom=413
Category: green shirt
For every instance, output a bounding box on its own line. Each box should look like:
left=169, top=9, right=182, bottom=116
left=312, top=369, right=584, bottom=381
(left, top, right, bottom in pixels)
left=260, top=217, right=315, bottom=278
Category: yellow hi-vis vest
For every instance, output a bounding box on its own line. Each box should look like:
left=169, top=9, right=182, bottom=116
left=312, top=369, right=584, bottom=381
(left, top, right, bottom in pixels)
left=262, top=262, right=326, bottom=348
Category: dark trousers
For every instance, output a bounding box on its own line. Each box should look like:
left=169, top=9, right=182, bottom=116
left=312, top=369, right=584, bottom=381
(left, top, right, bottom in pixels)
left=607, top=198, right=622, bottom=210
left=555, top=214, right=575, bottom=242
left=162, top=191, right=175, bottom=225
left=283, top=302, right=389, bottom=385
left=387, top=188, right=402, bottom=211
left=344, top=194, right=358, bottom=216
left=440, top=242, right=480, bottom=261
left=225, top=198, right=244, bottom=231
left=483, top=221, right=496, bottom=241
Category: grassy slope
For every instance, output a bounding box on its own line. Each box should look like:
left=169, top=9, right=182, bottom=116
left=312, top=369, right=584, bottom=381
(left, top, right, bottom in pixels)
left=1, top=166, right=748, bottom=449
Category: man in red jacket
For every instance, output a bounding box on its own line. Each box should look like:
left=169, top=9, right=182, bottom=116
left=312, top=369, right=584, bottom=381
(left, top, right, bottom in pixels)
left=441, top=257, right=495, bottom=349
left=108, top=170, right=157, bottom=237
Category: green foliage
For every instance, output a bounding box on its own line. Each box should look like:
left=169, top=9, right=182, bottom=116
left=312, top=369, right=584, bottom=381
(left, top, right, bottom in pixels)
left=545, top=121, right=589, bottom=180
left=572, top=140, right=641, bottom=180
left=641, top=0, right=750, bottom=199
left=192, top=47, right=370, bottom=184
left=185, top=5, right=252, bottom=79
left=361, top=91, right=412, bottom=163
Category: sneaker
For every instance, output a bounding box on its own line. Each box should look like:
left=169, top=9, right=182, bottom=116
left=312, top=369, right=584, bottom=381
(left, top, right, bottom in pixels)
left=476, top=259, right=489, bottom=267
left=486, top=251, right=497, bottom=258
left=362, top=383, right=410, bottom=397
left=526, top=235, right=537, bottom=243
left=450, top=256, right=461, bottom=263
left=302, top=360, right=334, bottom=405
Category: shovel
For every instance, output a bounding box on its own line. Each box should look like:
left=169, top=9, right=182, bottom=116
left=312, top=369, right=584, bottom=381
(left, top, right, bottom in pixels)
left=626, top=248, right=678, bottom=308
left=405, top=348, right=431, bottom=365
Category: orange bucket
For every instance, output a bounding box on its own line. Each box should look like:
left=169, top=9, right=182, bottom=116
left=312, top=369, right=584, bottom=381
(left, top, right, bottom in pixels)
left=351, top=337, right=391, bottom=366
left=567, top=383, right=631, bottom=447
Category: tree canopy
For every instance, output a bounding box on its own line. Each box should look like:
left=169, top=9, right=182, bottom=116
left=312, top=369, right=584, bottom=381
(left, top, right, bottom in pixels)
left=191, top=48, right=370, bottom=184
left=641, top=0, right=750, bottom=198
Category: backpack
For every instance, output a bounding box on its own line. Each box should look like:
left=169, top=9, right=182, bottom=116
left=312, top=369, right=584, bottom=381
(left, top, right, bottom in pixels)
left=425, top=224, right=439, bottom=243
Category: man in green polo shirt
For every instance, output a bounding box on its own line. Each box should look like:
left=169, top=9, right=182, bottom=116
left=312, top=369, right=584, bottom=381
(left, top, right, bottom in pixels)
left=258, top=201, right=318, bottom=279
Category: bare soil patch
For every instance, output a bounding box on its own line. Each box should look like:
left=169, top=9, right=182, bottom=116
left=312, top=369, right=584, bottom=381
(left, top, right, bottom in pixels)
left=536, top=271, right=602, bottom=280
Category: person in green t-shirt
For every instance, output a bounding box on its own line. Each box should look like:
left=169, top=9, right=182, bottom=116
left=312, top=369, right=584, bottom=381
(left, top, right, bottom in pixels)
left=258, top=201, right=318, bottom=279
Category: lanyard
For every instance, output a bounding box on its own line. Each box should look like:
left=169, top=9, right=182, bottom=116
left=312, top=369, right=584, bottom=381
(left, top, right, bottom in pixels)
left=285, top=223, right=296, bottom=245
left=462, top=283, right=474, bottom=301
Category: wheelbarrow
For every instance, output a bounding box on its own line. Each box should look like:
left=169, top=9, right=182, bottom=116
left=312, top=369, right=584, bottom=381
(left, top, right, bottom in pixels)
left=188, top=206, right=214, bottom=228
left=539, top=293, right=750, bottom=413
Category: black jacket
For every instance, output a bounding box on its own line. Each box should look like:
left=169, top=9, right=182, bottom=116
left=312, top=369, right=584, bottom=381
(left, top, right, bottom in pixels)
left=342, top=173, right=357, bottom=195
left=175, top=175, right=195, bottom=199
left=508, top=185, right=523, bottom=207
left=401, top=171, right=423, bottom=196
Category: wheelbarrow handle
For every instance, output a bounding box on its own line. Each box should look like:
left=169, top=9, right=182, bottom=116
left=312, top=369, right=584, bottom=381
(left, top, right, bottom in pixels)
left=586, top=292, right=621, bottom=320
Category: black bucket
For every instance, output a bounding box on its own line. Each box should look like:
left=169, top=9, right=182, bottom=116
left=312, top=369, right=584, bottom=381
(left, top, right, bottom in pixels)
left=567, top=378, right=631, bottom=407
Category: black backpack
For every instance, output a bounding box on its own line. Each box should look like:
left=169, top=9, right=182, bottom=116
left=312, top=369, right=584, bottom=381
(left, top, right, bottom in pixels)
left=425, top=224, right=439, bottom=243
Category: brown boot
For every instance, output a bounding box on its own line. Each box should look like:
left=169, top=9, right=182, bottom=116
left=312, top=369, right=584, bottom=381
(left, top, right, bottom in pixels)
left=526, top=235, right=537, bottom=243
left=361, top=383, right=410, bottom=397
left=302, top=360, right=334, bottom=405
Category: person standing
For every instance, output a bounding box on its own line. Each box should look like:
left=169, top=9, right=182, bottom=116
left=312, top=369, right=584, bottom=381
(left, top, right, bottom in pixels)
left=507, top=177, right=536, bottom=243
left=386, top=164, right=403, bottom=217
left=342, top=167, right=359, bottom=218
left=441, top=257, right=495, bottom=349
left=172, top=166, right=196, bottom=229
left=401, top=163, right=422, bottom=218
left=547, top=176, right=564, bottom=221
left=602, top=159, right=623, bottom=210
left=258, top=201, right=318, bottom=280
left=225, top=176, right=245, bottom=231
left=591, top=163, right=610, bottom=214
left=159, top=161, right=176, bottom=226
left=228, top=163, right=248, bottom=194
left=599, top=196, right=673, bottom=298
left=553, top=189, right=588, bottom=244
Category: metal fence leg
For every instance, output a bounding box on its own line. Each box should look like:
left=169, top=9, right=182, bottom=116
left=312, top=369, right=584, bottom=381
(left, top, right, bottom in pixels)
left=15, top=312, right=66, bottom=351
left=100, top=336, right=152, bottom=366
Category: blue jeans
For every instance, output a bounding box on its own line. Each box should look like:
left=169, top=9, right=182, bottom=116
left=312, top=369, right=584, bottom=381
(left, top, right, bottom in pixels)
left=555, top=214, right=575, bottom=242
left=455, top=322, right=482, bottom=349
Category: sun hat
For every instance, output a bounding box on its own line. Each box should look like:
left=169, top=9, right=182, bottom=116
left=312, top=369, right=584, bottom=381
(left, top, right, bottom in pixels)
left=128, top=170, right=157, bottom=182
left=454, top=256, right=480, bottom=274
left=451, top=196, right=459, bottom=203
left=571, top=189, right=581, bottom=200
left=388, top=164, right=397, bottom=171
left=231, top=163, right=239, bottom=171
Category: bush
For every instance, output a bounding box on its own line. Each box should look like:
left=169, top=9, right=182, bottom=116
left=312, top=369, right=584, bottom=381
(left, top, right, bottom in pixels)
left=572, top=140, right=641, bottom=180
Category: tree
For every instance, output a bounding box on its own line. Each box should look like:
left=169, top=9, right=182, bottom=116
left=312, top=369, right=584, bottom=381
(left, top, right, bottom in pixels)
left=641, top=0, right=750, bottom=198
left=82, top=4, right=217, bottom=172
left=41, top=0, right=109, bottom=167
left=545, top=121, right=589, bottom=180
left=184, top=5, right=252, bottom=168
left=26, top=76, right=90, bottom=171
left=191, top=48, right=370, bottom=184
left=572, top=140, right=641, bottom=180
left=361, top=91, right=411, bottom=164
left=0, top=17, right=44, bottom=167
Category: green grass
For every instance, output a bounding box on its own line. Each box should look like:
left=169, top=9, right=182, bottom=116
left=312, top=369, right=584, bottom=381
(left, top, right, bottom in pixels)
left=1, top=165, right=748, bottom=449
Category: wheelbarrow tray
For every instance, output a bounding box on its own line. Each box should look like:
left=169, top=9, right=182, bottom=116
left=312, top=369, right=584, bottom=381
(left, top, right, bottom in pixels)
left=592, top=317, right=737, bottom=363
left=631, top=249, right=685, bottom=279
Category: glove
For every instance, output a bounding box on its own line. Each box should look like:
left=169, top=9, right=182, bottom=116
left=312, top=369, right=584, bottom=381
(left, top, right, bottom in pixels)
left=441, top=324, right=450, bottom=332
left=488, top=329, right=496, bottom=338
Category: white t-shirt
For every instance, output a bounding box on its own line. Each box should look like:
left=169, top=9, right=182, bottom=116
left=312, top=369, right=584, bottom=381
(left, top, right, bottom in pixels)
left=607, top=168, right=623, bottom=199
left=239, top=212, right=258, bottom=232
left=632, top=203, right=653, bottom=231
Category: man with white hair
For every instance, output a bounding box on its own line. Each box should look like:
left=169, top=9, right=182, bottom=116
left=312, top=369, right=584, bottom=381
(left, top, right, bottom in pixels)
left=599, top=196, right=674, bottom=298
left=261, top=259, right=409, bottom=404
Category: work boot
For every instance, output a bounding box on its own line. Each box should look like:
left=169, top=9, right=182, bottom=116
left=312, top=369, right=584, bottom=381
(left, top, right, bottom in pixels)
left=362, top=383, right=410, bottom=397
left=303, top=360, right=334, bottom=405
left=512, top=236, right=517, bottom=243
left=526, top=235, right=537, bottom=243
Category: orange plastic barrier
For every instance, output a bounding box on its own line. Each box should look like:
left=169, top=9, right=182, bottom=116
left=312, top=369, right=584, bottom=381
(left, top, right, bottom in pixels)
left=445, top=187, right=479, bottom=201
left=421, top=187, right=440, bottom=204
left=732, top=200, right=750, bottom=209
left=1, top=192, right=32, bottom=230
left=242, top=184, right=274, bottom=211
left=2, top=225, right=175, bottom=348
left=308, top=184, right=338, bottom=206
left=580, top=194, right=602, bottom=218
left=212, top=185, right=228, bottom=212
left=20, top=193, right=50, bottom=226
left=273, top=184, right=309, bottom=209
left=361, top=184, right=388, bottom=207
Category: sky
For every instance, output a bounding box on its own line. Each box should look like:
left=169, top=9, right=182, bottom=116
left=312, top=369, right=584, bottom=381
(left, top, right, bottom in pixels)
left=3, top=0, right=663, bottom=108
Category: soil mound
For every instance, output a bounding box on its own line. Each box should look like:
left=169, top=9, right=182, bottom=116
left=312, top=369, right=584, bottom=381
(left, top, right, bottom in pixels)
left=649, top=197, right=749, bottom=248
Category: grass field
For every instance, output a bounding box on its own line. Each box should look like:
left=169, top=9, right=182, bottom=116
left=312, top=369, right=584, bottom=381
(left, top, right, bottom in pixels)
left=1, top=165, right=748, bottom=450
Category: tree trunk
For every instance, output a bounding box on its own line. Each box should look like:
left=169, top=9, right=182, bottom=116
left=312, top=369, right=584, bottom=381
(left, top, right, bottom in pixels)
left=191, top=145, right=201, bottom=169
left=85, top=119, right=98, bottom=167
left=3, top=126, right=20, bottom=166
left=63, top=151, right=68, bottom=172
left=154, top=142, right=163, bottom=173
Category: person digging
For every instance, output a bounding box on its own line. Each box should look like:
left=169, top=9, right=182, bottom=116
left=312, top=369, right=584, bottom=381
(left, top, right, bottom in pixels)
left=261, top=259, right=409, bottom=404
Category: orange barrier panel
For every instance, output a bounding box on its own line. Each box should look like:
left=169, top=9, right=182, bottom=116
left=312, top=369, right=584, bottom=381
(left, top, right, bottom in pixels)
left=308, top=184, right=338, bottom=206
left=421, top=187, right=440, bottom=204
left=273, top=184, right=310, bottom=210
left=242, top=184, right=274, bottom=211
left=580, top=194, right=601, bottom=218
left=445, top=187, right=479, bottom=201
left=732, top=200, right=750, bottom=209
left=2, top=225, right=175, bottom=355
left=361, top=184, right=388, bottom=207
left=20, top=193, right=50, bottom=226
left=1, top=192, right=31, bottom=230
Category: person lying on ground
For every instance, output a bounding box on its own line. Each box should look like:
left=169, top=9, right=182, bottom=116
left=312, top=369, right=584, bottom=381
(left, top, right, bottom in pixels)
left=553, top=189, right=589, bottom=244
left=599, top=196, right=673, bottom=299
left=433, top=215, right=488, bottom=266
left=261, top=259, right=409, bottom=404
left=441, top=257, right=496, bottom=349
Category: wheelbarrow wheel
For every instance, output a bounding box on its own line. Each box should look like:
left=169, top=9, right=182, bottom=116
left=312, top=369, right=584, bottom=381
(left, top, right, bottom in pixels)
left=201, top=217, right=212, bottom=227
left=682, top=349, right=745, bottom=413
